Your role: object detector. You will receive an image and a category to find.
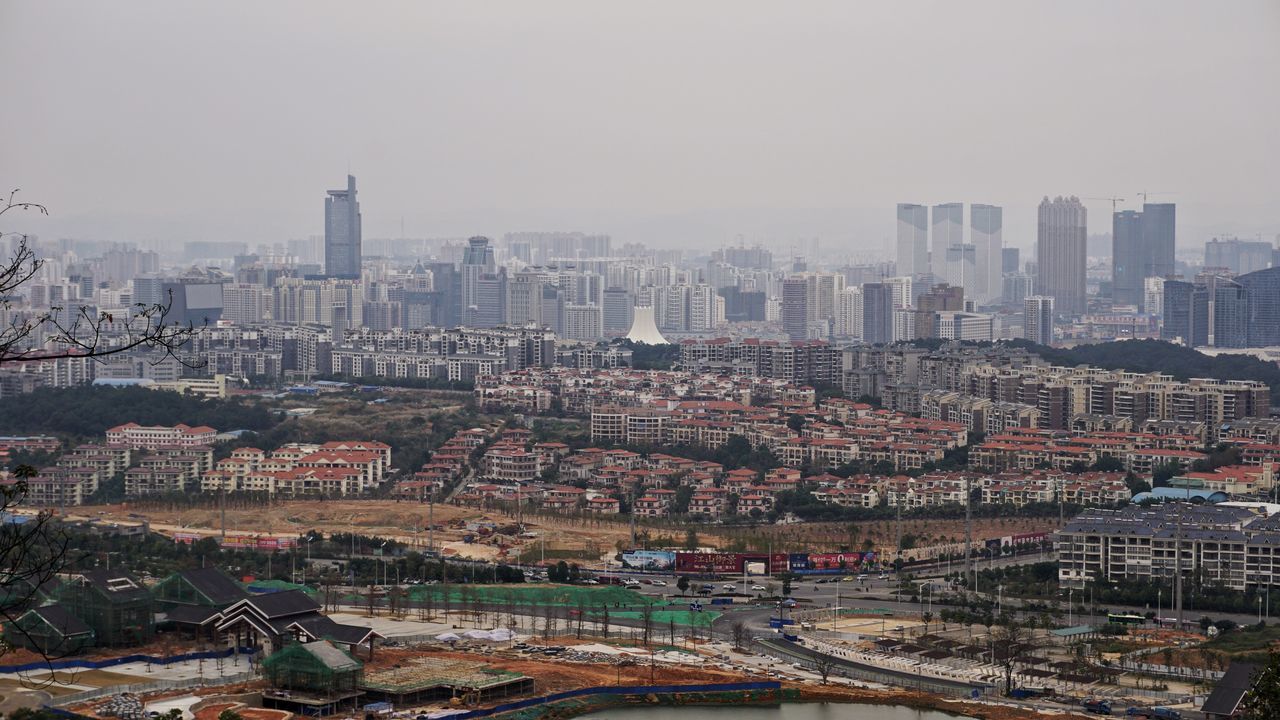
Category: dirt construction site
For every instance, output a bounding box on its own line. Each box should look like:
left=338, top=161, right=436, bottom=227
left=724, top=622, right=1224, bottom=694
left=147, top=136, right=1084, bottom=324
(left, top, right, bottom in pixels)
left=74, top=498, right=1062, bottom=566
left=73, top=499, right=646, bottom=563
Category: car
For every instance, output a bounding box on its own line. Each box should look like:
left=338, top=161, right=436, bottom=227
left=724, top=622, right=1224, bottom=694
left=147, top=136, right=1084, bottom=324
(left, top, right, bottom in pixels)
left=857, top=574, right=868, bottom=581
left=641, top=578, right=653, bottom=584
left=651, top=580, right=667, bottom=587
left=584, top=579, right=599, bottom=585
left=623, top=580, right=641, bottom=587
left=722, top=583, right=736, bottom=591
left=878, top=573, right=888, bottom=580
left=697, top=587, right=713, bottom=595
left=842, top=576, right=854, bottom=582
left=752, top=584, right=767, bottom=591
left=781, top=598, right=797, bottom=608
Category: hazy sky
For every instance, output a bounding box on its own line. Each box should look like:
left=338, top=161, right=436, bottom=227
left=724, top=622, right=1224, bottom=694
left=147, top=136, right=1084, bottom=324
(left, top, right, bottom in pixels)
left=2, top=1, right=1277, bottom=257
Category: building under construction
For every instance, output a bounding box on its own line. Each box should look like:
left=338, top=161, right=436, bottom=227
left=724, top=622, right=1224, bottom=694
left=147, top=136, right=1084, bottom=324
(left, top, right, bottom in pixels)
left=359, top=657, right=533, bottom=706
left=56, top=569, right=154, bottom=647
left=262, top=640, right=364, bottom=716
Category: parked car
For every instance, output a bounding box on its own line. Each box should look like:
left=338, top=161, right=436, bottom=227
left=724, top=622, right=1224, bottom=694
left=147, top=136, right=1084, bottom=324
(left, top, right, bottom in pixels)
left=722, top=583, right=736, bottom=591
left=651, top=580, right=667, bottom=587
left=752, top=584, right=767, bottom=591
left=1082, top=699, right=1112, bottom=715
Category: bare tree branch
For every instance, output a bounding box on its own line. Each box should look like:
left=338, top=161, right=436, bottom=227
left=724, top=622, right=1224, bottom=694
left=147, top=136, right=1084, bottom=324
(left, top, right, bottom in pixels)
left=0, top=190, right=205, bottom=370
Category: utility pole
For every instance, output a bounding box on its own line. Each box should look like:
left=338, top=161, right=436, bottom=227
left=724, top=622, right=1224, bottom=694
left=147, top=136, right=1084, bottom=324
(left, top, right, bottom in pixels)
left=220, top=483, right=227, bottom=541
left=629, top=486, right=637, bottom=548
left=966, top=476, right=975, bottom=592
left=895, top=497, right=902, bottom=569
left=428, top=487, right=436, bottom=556
left=1175, top=500, right=1185, bottom=630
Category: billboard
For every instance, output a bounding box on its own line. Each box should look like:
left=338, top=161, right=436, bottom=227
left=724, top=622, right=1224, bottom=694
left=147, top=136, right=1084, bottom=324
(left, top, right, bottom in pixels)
left=621, top=550, right=676, bottom=571
left=675, top=552, right=744, bottom=574
left=1011, top=532, right=1047, bottom=546
left=806, top=552, right=872, bottom=572
left=218, top=534, right=297, bottom=551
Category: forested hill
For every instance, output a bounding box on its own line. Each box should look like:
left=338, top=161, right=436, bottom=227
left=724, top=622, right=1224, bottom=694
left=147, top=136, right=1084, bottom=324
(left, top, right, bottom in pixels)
left=0, top=385, right=277, bottom=438
left=1006, top=339, right=1280, bottom=403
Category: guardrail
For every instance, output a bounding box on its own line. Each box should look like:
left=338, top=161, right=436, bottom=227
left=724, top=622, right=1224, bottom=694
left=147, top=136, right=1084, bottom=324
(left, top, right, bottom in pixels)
left=48, top=671, right=258, bottom=707
left=432, top=681, right=782, bottom=719
left=754, top=636, right=990, bottom=698
left=0, top=647, right=257, bottom=675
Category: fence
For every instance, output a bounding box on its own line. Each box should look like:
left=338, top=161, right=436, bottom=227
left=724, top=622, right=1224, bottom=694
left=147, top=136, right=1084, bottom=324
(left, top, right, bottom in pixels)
left=754, top=637, right=990, bottom=698
left=0, top=647, right=257, bottom=676
left=433, top=681, right=782, bottom=720
left=49, top=671, right=259, bottom=707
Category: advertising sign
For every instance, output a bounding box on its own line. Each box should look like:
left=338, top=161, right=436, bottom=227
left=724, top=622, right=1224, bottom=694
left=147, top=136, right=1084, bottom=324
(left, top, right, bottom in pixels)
left=621, top=550, right=676, bottom=571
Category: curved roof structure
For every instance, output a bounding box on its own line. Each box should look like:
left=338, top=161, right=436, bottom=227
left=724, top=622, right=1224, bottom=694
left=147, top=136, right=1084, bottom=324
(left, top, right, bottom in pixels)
left=625, top=305, right=669, bottom=344
left=1132, top=487, right=1229, bottom=504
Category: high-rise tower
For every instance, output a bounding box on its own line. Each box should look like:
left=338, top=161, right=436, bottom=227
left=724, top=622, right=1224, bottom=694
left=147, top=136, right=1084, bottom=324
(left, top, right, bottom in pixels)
left=896, top=204, right=929, bottom=277
left=1112, top=203, right=1175, bottom=309
left=970, top=204, right=1003, bottom=305
left=324, top=175, right=362, bottom=279
left=1036, top=196, right=1087, bottom=316
left=930, top=203, right=963, bottom=277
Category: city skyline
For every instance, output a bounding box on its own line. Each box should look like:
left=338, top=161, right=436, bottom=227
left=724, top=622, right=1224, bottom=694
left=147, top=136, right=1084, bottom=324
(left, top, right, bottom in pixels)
left=2, top=1, right=1277, bottom=251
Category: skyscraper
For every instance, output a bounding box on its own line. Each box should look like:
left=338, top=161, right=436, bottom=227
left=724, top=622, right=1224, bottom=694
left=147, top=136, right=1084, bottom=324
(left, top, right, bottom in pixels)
left=1036, top=196, right=1087, bottom=316
left=1205, top=237, right=1274, bottom=276
left=1111, top=210, right=1144, bottom=307
left=324, top=175, right=362, bottom=279
left=1237, top=267, right=1280, bottom=348
left=970, top=204, right=1003, bottom=305
left=896, top=204, right=929, bottom=277
left=930, top=203, right=963, bottom=277
left=1024, top=296, right=1055, bottom=345
left=781, top=277, right=809, bottom=340
left=1161, top=280, right=1196, bottom=346
left=1142, top=203, right=1176, bottom=284
left=861, top=282, right=893, bottom=344
left=461, top=236, right=497, bottom=326
left=1112, top=203, right=1175, bottom=309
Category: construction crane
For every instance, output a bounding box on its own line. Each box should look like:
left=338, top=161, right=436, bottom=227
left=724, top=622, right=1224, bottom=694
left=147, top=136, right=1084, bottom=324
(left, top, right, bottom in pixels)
left=1137, top=191, right=1175, bottom=205
left=1085, top=197, right=1126, bottom=214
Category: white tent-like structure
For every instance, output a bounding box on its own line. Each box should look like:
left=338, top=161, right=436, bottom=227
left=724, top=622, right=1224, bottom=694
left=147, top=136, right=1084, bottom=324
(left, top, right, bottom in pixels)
left=625, top=305, right=669, bottom=344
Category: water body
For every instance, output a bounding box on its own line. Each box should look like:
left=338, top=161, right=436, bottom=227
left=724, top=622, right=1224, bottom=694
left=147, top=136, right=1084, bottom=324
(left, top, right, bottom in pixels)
left=582, top=704, right=970, bottom=720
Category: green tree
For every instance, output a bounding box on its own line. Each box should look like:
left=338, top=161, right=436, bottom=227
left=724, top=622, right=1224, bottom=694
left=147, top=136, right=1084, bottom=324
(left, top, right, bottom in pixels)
left=1152, top=461, right=1182, bottom=488
left=683, top=529, right=700, bottom=551
left=1091, top=456, right=1125, bottom=472
left=677, top=576, right=690, bottom=595
left=1243, top=650, right=1280, bottom=720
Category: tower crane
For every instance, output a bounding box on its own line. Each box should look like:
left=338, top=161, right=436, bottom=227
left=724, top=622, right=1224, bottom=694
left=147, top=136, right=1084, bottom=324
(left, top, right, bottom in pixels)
left=1137, top=191, right=1175, bottom=205
left=1085, top=197, right=1125, bottom=214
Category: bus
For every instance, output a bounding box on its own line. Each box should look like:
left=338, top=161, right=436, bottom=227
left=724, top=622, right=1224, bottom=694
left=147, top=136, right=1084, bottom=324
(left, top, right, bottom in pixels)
left=1107, top=613, right=1146, bottom=626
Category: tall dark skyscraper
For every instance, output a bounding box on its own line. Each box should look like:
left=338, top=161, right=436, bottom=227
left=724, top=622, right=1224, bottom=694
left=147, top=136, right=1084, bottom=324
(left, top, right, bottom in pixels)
left=324, top=175, right=362, bottom=278
left=1161, top=274, right=1246, bottom=348
left=781, top=277, right=809, bottom=340
left=1036, top=196, right=1087, bottom=316
left=861, top=282, right=893, bottom=344
left=1238, top=267, right=1280, bottom=348
left=1161, top=280, right=1195, bottom=346
left=1112, top=203, right=1175, bottom=309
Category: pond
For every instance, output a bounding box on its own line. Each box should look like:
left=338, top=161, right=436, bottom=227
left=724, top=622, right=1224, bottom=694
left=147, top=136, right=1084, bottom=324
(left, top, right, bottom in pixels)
left=580, top=703, right=970, bottom=720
